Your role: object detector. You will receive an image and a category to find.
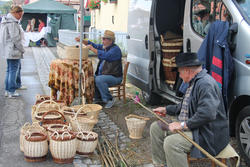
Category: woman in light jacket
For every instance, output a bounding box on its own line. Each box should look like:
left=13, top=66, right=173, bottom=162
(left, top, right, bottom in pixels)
left=0, top=6, right=25, bottom=98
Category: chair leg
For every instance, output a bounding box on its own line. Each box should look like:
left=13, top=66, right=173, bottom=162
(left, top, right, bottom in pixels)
left=118, top=87, right=121, bottom=100
left=123, top=86, right=126, bottom=103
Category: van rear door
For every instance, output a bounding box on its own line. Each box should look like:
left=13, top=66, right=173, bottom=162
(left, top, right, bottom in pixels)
left=127, top=0, right=153, bottom=91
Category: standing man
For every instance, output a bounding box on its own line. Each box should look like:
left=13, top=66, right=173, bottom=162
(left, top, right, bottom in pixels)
left=0, top=6, right=25, bottom=98
left=150, top=53, right=229, bottom=167
left=75, top=30, right=123, bottom=108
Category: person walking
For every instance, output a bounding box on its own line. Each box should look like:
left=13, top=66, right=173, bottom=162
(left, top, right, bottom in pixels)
left=150, top=52, right=229, bottom=167
left=0, top=6, right=25, bottom=98
left=75, top=30, right=123, bottom=108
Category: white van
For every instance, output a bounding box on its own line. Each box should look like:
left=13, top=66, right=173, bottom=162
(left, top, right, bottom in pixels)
left=127, top=0, right=250, bottom=164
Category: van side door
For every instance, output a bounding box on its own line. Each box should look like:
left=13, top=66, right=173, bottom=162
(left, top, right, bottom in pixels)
left=127, top=0, right=153, bottom=91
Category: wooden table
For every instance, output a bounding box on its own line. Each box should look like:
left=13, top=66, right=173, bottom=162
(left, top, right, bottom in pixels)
left=48, top=59, right=94, bottom=106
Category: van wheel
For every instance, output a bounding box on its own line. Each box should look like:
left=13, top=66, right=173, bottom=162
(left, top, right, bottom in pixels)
left=235, top=106, right=250, bottom=165
left=141, top=90, right=161, bottom=105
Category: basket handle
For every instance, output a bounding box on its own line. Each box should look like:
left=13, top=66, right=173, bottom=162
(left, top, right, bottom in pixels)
left=51, top=131, right=59, bottom=139
left=125, top=114, right=150, bottom=121
left=23, top=122, right=31, bottom=128
left=61, top=131, right=72, bottom=140
left=35, top=99, right=61, bottom=114
left=72, top=106, right=88, bottom=120
left=40, top=110, right=66, bottom=125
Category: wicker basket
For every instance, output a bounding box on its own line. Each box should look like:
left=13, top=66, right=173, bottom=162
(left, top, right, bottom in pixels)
left=76, top=131, right=98, bottom=155
left=20, top=122, right=46, bottom=152
left=23, top=131, right=48, bottom=162
left=34, top=110, right=62, bottom=123
left=71, top=104, right=102, bottom=119
left=162, top=57, right=177, bottom=85
left=35, top=94, right=50, bottom=103
left=61, top=106, right=87, bottom=123
left=161, top=38, right=183, bottom=85
left=40, top=110, right=68, bottom=130
left=31, top=99, right=63, bottom=123
left=125, top=114, right=149, bottom=139
left=70, top=106, right=98, bottom=132
left=47, top=124, right=72, bottom=141
left=50, top=131, right=76, bottom=164
left=57, top=44, right=89, bottom=60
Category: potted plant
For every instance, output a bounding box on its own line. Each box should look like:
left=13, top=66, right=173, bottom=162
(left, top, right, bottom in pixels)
left=110, top=0, right=117, bottom=3
left=102, top=0, right=108, bottom=3
left=88, top=0, right=101, bottom=9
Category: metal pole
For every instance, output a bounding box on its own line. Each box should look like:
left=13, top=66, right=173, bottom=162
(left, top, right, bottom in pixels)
left=78, top=0, right=85, bottom=104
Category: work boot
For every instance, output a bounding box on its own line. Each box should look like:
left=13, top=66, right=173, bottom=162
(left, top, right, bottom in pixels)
left=104, top=98, right=116, bottom=109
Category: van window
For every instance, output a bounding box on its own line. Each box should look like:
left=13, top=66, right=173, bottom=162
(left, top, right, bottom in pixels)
left=191, top=0, right=232, bottom=37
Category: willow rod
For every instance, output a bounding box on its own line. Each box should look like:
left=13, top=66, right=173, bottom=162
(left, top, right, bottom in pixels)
left=128, top=95, right=227, bottom=167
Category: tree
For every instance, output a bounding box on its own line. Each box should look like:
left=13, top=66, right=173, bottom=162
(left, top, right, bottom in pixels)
left=0, top=1, right=12, bottom=15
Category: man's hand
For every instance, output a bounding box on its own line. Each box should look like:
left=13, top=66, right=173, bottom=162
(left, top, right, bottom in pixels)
left=168, top=122, right=184, bottom=132
left=87, top=45, right=97, bottom=54
left=75, top=37, right=80, bottom=42
left=153, top=107, right=166, bottom=117
left=75, top=37, right=88, bottom=45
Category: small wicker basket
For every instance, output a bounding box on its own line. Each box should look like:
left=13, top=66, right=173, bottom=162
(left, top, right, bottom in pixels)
left=50, top=131, right=76, bottom=164
left=125, top=114, right=149, bottom=139
left=23, top=131, right=48, bottom=162
left=76, top=131, right=98, bottom=155
left=70, top=106, right=98, bottom=132
left=20, top=122, right=46, bottom=152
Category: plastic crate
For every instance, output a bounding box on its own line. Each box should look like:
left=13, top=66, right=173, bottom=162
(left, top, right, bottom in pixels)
left=58, top=29, right=80, bottom=46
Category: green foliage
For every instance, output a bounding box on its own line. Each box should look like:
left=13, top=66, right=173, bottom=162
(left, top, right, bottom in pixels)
left=102, top=0, right=108, bottom=3
left=88, top=0, right=101, bottom=9
left=0, top=1, right=12, bottom=14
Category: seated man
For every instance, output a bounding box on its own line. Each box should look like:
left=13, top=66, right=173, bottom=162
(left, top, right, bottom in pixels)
left=150, top=53, right=229, bottom=167
left=75, top=30, right=123, bottom=108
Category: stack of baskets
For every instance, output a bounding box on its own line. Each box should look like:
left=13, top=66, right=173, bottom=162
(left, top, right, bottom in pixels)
left=125, top=114, right=149, bottom=139
left=20, top=94, right=102, bottom=164
left=161, top=36, right=183, bottom=87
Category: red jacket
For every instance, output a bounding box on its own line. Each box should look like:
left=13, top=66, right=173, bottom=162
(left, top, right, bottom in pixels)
left=38, top=21, right=45, bottom=32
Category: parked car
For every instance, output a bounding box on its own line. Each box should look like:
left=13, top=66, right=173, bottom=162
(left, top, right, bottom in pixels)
left=127, top=0, right=250, bottom=164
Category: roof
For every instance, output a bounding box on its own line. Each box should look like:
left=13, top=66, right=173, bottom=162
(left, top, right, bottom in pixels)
left=23, top=0, right=77, bottom=14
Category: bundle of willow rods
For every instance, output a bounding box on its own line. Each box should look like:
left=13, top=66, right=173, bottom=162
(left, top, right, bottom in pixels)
left=97, top=127, right=130, bottom=167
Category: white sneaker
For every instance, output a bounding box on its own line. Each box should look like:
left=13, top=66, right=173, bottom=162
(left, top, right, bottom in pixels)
left=17, top=85, right=27, bottom=90
left=5, top=91, right=8, bottom=97
left=8, top=91, right=20, bottom=98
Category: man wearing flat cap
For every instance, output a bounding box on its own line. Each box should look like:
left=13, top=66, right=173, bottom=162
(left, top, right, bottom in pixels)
left=76, top=30, right=122, bottom=108
left=150, top=52, right=229, bottom=167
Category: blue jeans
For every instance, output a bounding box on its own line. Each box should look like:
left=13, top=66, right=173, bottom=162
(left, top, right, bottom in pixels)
left=5, top=59, right=20, bottom=93
left=16, top=60, right=22, bottom=89
left=94, top=75, right=122, bottom=102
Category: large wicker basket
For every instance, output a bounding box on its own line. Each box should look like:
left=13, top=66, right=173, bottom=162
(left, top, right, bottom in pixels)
left=71, top=104, right=102, bottom=119
left=161, top=37, right=183, bottom=85
left=70, top=106, right=98, bottom=132
left=20, top=122, right=46, bottom=152
left=23, top=131, right=48, bottom=162
left=76, top=131, right=98, bottom=155
left=125, top=114, right=149, bottom=139
left=50, top=131, right=76, bottom=164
